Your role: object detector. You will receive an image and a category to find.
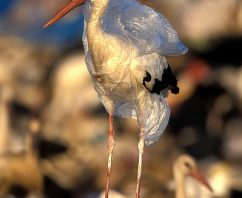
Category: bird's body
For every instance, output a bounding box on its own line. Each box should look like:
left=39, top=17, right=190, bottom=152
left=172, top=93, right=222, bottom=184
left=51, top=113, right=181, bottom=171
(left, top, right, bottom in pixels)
left=44, top=0, right=187, bottom=197
left=82, top=0, right=187, bottom=145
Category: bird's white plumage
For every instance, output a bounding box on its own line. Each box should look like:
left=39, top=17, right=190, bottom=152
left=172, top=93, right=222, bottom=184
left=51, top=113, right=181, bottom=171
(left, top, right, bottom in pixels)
left=82, top=0, right=187, bottom=146
left=83, top=0, right=187, bottom=56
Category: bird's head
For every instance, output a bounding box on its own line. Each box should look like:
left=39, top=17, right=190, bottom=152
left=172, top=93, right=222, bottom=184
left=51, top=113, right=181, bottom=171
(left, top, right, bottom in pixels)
left=174, top=155, right=213, bottom=192
left=44, top=0, right=86, bottom=28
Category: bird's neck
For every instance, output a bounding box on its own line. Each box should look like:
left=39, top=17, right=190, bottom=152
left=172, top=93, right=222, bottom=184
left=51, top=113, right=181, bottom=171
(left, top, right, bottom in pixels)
left=86, top=0, right=111, bottom=70
left=87, top=0, right=110, bottom=32
left=90, top=0, right=110, bottom=21
left=174, top=171, right=186, bottom=198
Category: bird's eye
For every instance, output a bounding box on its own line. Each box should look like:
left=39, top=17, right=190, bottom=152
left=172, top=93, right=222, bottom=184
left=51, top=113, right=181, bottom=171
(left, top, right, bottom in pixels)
left=184, top=162, right=191, bottom=169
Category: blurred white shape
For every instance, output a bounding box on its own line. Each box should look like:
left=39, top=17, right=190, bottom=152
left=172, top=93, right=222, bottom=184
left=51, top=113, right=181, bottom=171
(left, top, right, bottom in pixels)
left=217, top=66, right=242, bottom=102
left=0, top=86, right=13, bottom=154
left=208, top=163, right=233, bottom=197
left=48, top=52, right=100, bottom=119
left=181, top=0, right=241, bottom=41
left=223, top=119, right=242, bottom=160
left=99, top=190, right=127, bottom=198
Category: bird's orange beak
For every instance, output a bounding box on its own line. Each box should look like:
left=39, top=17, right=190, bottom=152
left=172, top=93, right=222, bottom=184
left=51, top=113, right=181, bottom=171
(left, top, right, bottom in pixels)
left=44, top=0, right=86, bottom=28
left=189, top=169, right=213, bottom=193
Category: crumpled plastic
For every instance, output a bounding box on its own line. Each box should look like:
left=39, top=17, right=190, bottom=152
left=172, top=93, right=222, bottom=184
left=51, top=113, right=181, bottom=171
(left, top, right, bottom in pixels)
left=82, top=0, right=187, bottom=146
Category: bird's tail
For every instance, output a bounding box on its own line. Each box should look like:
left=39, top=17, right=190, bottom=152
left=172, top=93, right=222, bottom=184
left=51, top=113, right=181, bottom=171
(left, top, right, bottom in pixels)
left=110, top=90, right=170, bottom=146
left=134, top=88, right=170, bottom=146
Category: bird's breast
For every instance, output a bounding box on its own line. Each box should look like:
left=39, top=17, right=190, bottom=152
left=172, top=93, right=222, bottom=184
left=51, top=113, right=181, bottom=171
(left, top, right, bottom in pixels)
left=86, top=25, right=139, bottom=99
left=88, top=33, right=135, bottom=73
left=89, top=48, right=135, bottom=101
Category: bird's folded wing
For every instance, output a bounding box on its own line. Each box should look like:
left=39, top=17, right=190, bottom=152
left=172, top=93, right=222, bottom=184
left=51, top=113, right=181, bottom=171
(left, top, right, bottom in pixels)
left=83, top=0, right=187, bottom=56
left=102, top=0, right=188, bottom=56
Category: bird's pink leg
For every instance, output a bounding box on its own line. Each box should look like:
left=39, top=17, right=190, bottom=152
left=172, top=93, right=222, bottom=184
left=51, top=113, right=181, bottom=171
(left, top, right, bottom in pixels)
left=105, top=113, right=115, bottom=198
left=136, top=134, right=145, bottom=198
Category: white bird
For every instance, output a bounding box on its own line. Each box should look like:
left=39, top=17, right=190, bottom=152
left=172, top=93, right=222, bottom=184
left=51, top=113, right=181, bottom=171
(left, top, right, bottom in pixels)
left=44, top=0, right=187, bottom=197
left=173, top=155, right=213, bottom=198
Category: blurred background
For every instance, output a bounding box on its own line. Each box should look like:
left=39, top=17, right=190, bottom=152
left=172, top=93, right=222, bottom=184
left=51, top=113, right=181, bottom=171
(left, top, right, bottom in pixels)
left=0, top=0, right=242, bottom=197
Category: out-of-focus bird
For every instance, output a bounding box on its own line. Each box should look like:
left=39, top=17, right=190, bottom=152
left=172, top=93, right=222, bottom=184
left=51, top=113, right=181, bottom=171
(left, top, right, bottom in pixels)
left=0, top=86, right=12, bottom=155
left=173, top=155, right=213, bottom=198
left=43, top=53, right=100, bottom=126
left=207, top=161, right=242, bottom=198
left=181, top=0, right=242, bottom=44
left=216, top=66, right=242, bottom=105
left=0, top=117, right=43, bottom=197
left=44, top=0, right=187, bottom=197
